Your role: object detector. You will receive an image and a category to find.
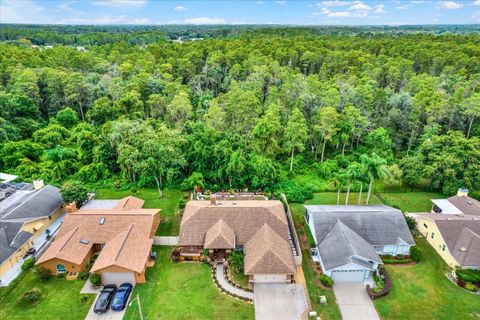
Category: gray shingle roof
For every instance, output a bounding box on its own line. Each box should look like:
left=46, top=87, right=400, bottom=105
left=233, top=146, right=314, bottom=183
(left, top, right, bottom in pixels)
left=318, top=220, right=381, bottom=270
left=0, top=185, right=63, bottom=264
left=447, top=195, right=480, bottom=216
left=305, top=205, right=415, bottom=246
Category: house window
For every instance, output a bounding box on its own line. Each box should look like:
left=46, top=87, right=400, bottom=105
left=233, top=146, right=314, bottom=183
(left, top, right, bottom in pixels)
left=56, top=264, right=66, bottom=273
left=375, top=246, right=384, bottom=253
left=442, top=245, right=446, bottom=251
left=423, top=223, right=428, bottom=229
left=431, top=233, right=434, bottom=239
left=305, top=210, right=310, bottom=223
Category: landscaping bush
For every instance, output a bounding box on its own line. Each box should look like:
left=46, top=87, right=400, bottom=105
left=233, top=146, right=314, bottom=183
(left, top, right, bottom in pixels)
left=410, top=246, right=422, bottom=262
left=90, top=273, right=101, bottom=286
left=405, top=215, right=417, bottom=231
left=457, top=278, right=466, bottom=287
left=383, top=254, right=393, bottom=260
left=395, top=254, right=405, bottom=260
left=21, top=257, right=36, bottom=271
left=170, top=249, right=180, bottom=262
left=274, top=180, right=313, bottom=203
left=320, top=274, right=334, bottom=287
left=34, top=266, right=50, bottom=281
left=373, top=273, right=385, bottom=294
left=382, top=257, right=413, bottom=264
left=78, top=270, right=89, bottom=280
left=178, top=198, right=186, bottom=209
left=79, top=295, right=89, bottom=304
left=456, top=269, right=480, bottom=284
left=19, top=288, right=42, bottom=304
left=229, top=250, right=244, bottom=273
left=464, top=282, right=478, bottom=292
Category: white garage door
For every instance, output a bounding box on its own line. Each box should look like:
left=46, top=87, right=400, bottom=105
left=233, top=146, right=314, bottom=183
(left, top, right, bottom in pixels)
left=331, top=270, right=366, bottom=282
left=253, top=274, right=285, bottom=283
left=101, top=272, right=136, bottom=286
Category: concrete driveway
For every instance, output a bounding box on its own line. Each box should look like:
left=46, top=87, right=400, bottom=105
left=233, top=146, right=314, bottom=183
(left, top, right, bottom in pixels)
left=84, top=289, right=131, bottom=320
left=254, top=283, right=308, bottom=320
left=333, top=283, right=380, bottom=320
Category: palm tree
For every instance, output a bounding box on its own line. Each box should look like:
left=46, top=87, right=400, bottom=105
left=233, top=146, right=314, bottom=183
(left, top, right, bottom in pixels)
left=360, top=153, right=389, bottom=205
left=184, top=172, right=205, bottom=199
left=345, top=162, right=362, bottom=205
left=45, top=145, right=77, bottom=181
left=332, top=170, right=346, bottom=205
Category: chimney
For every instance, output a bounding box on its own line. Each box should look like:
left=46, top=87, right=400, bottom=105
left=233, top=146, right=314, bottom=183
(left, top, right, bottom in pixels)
left=210, top=193, right=217, bottom=206
left=33, top=179, right=44, bottom=190
left=457, top=188, right=469, bottom=197
left=66, top=202, right=78, bottom=213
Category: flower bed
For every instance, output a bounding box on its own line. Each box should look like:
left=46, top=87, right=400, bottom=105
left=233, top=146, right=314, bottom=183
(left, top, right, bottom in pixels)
left=367, top=268, right=392, bottom=299
left=381, top=254, right=415, bottom=265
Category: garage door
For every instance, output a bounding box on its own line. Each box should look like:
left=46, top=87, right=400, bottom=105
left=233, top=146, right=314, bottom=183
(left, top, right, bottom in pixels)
left=253, top=274, right=285, bottom=283
left=101, top=272, right=136, bottom=286
left=331, top=270, right=366, bottom=282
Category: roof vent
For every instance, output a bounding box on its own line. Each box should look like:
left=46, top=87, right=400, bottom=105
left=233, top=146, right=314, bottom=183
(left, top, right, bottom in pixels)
left=467, top=201, right=472, bottom=205
left=79, top=239, right=89, bottom=244
left=459, top=247, right=467, bottom=252
left=447, top=218, right=452, bottom=220
left=99, top=217, right=105, bottom=225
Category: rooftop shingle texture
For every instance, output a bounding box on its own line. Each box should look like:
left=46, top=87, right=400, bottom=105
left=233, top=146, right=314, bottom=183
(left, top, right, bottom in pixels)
left=178, top=201, right=289, bottom=247
left=435, top=219, right=480, bottom=267
left=115, top=196, right=145, bottom=210
left=318, top=220, right=381, bottom=271
left=204, top=219, right=235, bottom=249
left=447, top=195, right=480, bottom=216
left=305, top=205, right=414, bottom=246
left=37, top=206, right=159, bottom=272
left=244, top=224, right=296, bottom=275
left=0, top=185, right=63, bottom=264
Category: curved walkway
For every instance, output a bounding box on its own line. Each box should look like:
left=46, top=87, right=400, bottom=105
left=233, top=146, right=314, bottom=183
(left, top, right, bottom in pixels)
left=215, top=264, right=254, bottom=300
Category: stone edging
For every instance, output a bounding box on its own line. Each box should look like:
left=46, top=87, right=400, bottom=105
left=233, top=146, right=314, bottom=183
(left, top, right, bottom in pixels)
left=211, top=266, right=254, bottom=303
left=223, top=264, right=253, bottom=293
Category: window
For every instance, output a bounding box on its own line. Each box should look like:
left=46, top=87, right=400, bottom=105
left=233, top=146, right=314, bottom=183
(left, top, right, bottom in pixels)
left=431, top=233, right=434, bottom=239
left=423, top=223, right=428, bottom=229
left=375, top=246, right=385, bottom=253
left=305, top=210, right=310, bottom=223
left=56, top=264, right=66, bottom=273
left=442, top=244, right=446, bottom=251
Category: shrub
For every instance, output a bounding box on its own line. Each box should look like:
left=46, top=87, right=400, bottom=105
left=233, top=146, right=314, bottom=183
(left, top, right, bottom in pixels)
left=395, top=254, right=405, bottom=260
left=410, top=246, right=422, bottom=262
left=19, top=288, right=42, bottom=304
left=274, top=180, right=313, bottom=203
left=383, top=254, right=393, bottom=260
left=404, top=215, right=417, bottom=231
left=170, top=249, right=180, bottom=262
left=34, top=266, right=50, bottom=281
left=90, top=273, right=101, bottom=286
left=229, top=250, right=244, bottom=273
left=79, top=295, right=89, bottom=304
left=61, top=182, right=88, bottom=208
left=178, top=198, right=186, bottom=209
left=464, top=282, right=478, bottom=292
left=21, top=257, right=36, bottom=271
left=373, top=272, right=385, bottom=294
left=456, top=269, right=480, bottom=284
left=320, top=274, right=334, bottom=287
left=457, top=278, right=466, bottom=287
left=78, top=270, right=89, bottom=280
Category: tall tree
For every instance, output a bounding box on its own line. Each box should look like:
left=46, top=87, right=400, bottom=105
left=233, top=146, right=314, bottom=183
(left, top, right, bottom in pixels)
left=314, top=106, right=340, bottom=162
left=361, top=153, right=389, bottom=205
left=284, top=107, right=308, bottom=171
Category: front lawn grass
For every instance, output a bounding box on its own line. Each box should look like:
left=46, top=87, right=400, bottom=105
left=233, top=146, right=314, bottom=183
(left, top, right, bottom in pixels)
left=94, top=188, right=184, bottom=235
left=375, top=238, right=480, bottom=320
left=0, top=272, right=93, bottom=320
left=228, top=267, right=250, bottom=288
left=376, top=192, right=446, bottom=212
left=124, top=246, right=254, bottom=320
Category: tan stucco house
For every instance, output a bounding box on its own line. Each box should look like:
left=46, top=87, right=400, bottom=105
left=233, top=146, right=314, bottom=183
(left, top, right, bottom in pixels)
left=0, top=183, right=64, bottom=284
left=37, top=196, right=160, bottom=285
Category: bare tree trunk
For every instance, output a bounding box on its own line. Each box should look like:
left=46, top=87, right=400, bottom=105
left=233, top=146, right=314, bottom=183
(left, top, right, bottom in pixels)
left=345, top=182, right=351, bottom=205
left=321, top=140, right=326, bottom=162
left=79, top=103, right=85, bottom=121
left=337, top=184, right=341, bottom=205
left=154, top=176, right=163, bottom=198
left=358, top=182, right=363, bottom=205
left=342, top=141, right=346, bottom=156
left=290, top=147, right=295, bottom=171
left=467, top=116, right=475, bottom=139
left=366, top=180, right=373, bottom=205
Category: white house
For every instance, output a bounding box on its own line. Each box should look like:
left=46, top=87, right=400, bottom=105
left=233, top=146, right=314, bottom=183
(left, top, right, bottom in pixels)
left=304, top=205, right=415, bottom=282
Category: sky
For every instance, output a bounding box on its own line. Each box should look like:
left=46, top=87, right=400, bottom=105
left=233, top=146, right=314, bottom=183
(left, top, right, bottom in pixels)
left=1, top=0, right=480, bottom=26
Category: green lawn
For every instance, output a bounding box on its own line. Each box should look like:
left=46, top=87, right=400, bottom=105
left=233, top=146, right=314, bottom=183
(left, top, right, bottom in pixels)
left=124, top=246, right=254, bottom=320
left=376, top=192, right=446, bottom=212
left=94, top=188, right=184, bottom=235
left=375, top=238, right=480, bottom=320
left=0, top=272, right=94, bottom=320
left=228, top=267, right=250, bottom=288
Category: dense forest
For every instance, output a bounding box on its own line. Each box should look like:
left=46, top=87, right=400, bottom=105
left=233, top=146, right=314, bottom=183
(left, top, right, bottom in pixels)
left=0, top=25, right=479, bottom=201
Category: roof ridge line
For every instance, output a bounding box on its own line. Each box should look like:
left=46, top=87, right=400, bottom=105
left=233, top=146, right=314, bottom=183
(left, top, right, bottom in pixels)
left=113, top=223, right=135, bottom=262
left=59, top=226, right=80, bottom=252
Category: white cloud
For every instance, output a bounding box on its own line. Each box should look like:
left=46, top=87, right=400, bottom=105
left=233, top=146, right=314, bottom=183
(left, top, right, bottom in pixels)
left=129, top=17, right=149, bottom=24
left=276, top=0, right=286, bottom=4
left=349, top=2, right=371, bottom=10
left=474, top=10, right=480, bottom=20
left=439, top=1, right=463, bottom=9
left=184, top=17, right=226, bottom=24
left=58, top=1, right=85, bottom=14
left=91, top=0, right=147, bottom=8
left=0, top=0, right=51, bottom=23
left=374, top=4, right=386, bottom=13
left=411, top=0, right=424, bottom=3
left=174, top=5, right=187, bottom=11
left=396, top=5, right=408, bottom=9
left=60, top=15, right=128, bottom=24
left=319, top=1, right=350, bottom=7
left=473, top=0, right=480, bottom=5
left=257, top=1, right=264, bottom=4
left=328, top=11, right=351, bottom=17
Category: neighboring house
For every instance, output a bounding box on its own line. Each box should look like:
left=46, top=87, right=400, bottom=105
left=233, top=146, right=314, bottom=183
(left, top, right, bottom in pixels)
left=416, top=213, right=480, bottom=269
left=37, top=196, right=160, bottom=285
left=305, top=205, right=415, bottom=282
left=431, top=188, right=480, bottom=216
left=0, top=183, right=64, bottom=282
left=177, top=197, right=300, bottom=283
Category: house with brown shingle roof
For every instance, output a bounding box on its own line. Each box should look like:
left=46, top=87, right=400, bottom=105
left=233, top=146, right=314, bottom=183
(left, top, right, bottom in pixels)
left=36, top=196, right=160, bottom=285
left=177, top=197, right=298, bottom=283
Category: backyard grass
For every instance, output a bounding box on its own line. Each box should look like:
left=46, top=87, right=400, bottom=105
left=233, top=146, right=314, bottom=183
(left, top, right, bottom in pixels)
left=375, top=238, right=480, bottom=320
left=0, top=272, right=94, bottom=320
left=376, top=192, right=446, bottom=213
left=124, top=246, right=254, bottom=320
left=94, top=188, right=184, bottom=235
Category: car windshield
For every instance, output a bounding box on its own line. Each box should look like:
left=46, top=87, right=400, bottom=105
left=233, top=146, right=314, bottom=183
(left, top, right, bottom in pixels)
left=96, top=294, right=109, bottom=306
left=113, top=296, right=124, bottom=304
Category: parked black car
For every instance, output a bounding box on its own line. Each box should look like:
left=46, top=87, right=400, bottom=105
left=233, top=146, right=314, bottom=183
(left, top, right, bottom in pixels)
left=111, top=283, right=133, bottom=311
left=93, top=284, right=117, bottom=314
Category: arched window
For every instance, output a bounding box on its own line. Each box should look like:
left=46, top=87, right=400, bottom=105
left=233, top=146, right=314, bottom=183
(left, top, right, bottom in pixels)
left=56, top=264, right=66, bottom=273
